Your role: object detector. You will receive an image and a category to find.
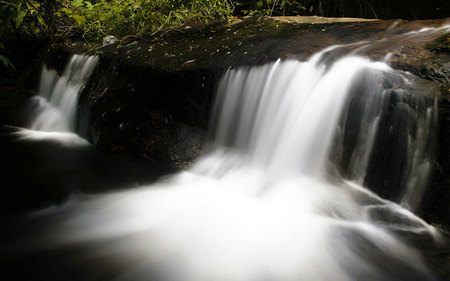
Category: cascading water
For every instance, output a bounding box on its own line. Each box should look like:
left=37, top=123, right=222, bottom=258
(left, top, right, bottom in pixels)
left=329, top=57, right=438, bottom=210
left=15, top=44, right=445, bottom=281
left=27, top=54, right=98, bottom=132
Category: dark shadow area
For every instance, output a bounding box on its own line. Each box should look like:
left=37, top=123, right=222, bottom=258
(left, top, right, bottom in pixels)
left=0, top=125, right=175, bottom=214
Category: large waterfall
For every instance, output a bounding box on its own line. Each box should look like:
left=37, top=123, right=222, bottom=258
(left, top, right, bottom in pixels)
left=209, top=49, right=437, bottom=212
left=8, top=45, right=443, bottom=281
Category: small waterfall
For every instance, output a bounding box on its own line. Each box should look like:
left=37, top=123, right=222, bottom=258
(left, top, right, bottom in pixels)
left=28, top=54, right=98, bottom=132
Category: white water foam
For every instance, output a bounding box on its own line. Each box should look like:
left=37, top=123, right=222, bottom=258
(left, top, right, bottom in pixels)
left=9, top=126, right=90, bottom=147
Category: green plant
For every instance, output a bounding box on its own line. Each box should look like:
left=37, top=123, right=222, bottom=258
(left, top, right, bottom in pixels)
left=0, top=0, right=56, bottom=37
left=57, top=0, right=234, bottom=44
left=0, top=0, right=56, bottom=69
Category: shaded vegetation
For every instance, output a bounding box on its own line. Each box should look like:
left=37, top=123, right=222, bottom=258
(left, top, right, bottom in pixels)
left=236, top=0, right=448, bottom=19
left=56, top=0, right=233, bottom=42
left=0, top=1, right=54, bottom=68
left=0, top=0, right=234, bottom=72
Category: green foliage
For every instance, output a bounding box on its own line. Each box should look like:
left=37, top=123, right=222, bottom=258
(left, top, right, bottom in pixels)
left=0, top=0, right=56, bottom=37
left=0, top=0, right=56, bottom=69
left=57, top=0, right=234, bottom=43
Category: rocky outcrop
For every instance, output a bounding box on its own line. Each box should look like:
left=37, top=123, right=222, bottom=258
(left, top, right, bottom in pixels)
left=66, top=16, right=449, bottom=224
left=73, top=17, right=449, bottom=166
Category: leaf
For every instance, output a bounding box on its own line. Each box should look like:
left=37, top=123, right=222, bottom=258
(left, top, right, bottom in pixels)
left=71, top=0, right=84, bottom=8
left=0, top=54, right=16, bottom=70
left=84, top=1, right=93, bottom=10
left=72, top=14, right=87, bottom=26
left=59, top=7, right=72, bottom=15
left=25, top=2, right=36, bottom=15
left=16, top=9, right=27, bottom=28
left=36, top=14, right=46, bottom=27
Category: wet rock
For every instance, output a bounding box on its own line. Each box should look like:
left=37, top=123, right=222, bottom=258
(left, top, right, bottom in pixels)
left=102, top=35, right=118, bottom=46
left=424, top=97, right=450, bottom=230
left=78, top=58, right=217, bottom=168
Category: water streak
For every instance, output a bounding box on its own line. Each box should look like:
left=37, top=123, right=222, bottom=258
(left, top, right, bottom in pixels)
left=28, top=54, right=98, bottom=132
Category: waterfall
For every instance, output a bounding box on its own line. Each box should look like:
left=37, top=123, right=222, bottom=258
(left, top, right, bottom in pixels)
left=25, top=47, right=443, bottom=281
left=210, top=52, right=363, bottom=178
left=205, top=49, right=436, bottom=210
left=28, top=54, right=98, bottom=132
left=209, top=53, right=395, bottom=179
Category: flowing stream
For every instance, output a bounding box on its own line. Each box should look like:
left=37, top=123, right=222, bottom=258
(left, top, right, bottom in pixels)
left=2, top=26, right=449, bottom=281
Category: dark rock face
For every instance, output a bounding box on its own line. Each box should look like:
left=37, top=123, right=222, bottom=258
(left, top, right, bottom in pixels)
left=78, top=56, right=218, bottom=167
left=364, top=90, right=424, bottom=201
left=424, top=97, right=450, bottom=229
